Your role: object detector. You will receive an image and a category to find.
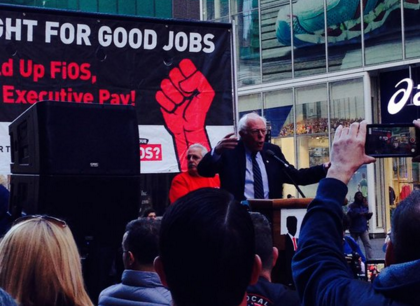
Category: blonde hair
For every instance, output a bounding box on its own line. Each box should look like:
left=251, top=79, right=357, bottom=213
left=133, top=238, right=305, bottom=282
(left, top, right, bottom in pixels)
left=0, top=216, right=93, bottom=306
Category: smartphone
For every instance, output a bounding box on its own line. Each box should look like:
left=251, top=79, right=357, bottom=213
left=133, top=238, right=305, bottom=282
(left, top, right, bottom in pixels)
left=365, top=260, right=385, bottom=282
left=365, top=124, right=420, bottom=157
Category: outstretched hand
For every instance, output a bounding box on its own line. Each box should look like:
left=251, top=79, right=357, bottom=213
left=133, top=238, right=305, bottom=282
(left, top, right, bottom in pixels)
left=214, top=133, right=239, bottom=155
left=327, top=121, right=376, bottom=185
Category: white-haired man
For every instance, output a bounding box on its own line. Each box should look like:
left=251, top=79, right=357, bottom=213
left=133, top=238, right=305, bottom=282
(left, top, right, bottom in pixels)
left=169, top=143, right=220, bottom=203
left=198, top=112, right=329, bottom=202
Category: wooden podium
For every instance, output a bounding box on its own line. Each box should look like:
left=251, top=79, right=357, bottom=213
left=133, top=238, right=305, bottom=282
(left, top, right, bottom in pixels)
left=248, top=198, right=313, bottom=285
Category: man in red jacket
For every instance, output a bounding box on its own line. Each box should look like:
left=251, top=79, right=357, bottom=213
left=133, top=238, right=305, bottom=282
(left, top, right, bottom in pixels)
left=169, top=143, right=220, bottom=203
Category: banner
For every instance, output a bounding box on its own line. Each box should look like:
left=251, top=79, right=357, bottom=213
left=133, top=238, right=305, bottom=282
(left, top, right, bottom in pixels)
left=0, top=4, right=234, bottom=174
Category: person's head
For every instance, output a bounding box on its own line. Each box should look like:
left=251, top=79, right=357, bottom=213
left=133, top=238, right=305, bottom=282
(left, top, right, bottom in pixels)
left=142, top=208, right=157, bottom=219
left=0, top=215, right=93, bottom=306
left=238, top=113, right=267, bottom=153
left=122, top=218, right=160, bottom=271
left=186, top=144, right=207, bottom=176
left=354, top=191, right=363, bottom=202
left=286, top=216, right=298, bottom=236
left=390, top=190, right=420, bottom=264
left=155, top=188, right=261, bottom=306
left=250, top=213, right=278, bottom=276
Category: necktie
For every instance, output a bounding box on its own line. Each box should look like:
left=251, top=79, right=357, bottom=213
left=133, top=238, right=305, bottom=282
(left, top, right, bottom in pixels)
left=292, top=237, right=298, bottom=251
left=252, top=153, right=264, bottom=199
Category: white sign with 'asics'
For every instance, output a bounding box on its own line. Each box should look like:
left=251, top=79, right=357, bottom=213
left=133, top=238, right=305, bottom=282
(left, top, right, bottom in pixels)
left=388, top=78, right=420, bottom=115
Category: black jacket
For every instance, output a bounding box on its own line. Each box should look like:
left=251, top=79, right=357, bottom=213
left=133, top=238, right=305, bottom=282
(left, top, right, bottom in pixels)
left=197, top=141, right=326, bottom=201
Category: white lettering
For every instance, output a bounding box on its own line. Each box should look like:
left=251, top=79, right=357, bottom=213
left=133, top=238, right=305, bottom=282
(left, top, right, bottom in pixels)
left=129, top=28, right=142, bottom=49
left=144, top=29, right=157, bottom=50
left=189, top=32, right=202, bottom=52
left=60, top=23, right=75, bottom=44
left=45, top=21, right=59, bottom=43
left=175, top=32, right=188, bottom=52
left=0, top=19, right=38, bottom=42
left=203, top=33, right=215, bottom=53
left=98, top=26, right=112, bottom=47
left=388, top=78, right=413, bottom=115
left=6, top=18, right=21, bottom=40
left=113, top=27, right=128, bottom=48
left=23, top=20, right=38, bottom=42
left=77, top=24, right=91, bottom=46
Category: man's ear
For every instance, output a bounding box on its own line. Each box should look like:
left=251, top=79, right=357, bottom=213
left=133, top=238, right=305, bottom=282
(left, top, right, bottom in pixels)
left=123, top=251, right=135, bottom=268
left=154, top=256, right=168, bottom=287
left=249, top=255, right=262, bottom=285
left=272, top=247, right=279, bottom=267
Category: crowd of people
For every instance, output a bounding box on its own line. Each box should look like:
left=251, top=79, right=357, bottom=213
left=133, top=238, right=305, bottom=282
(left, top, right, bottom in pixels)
left=0, top=114, right=420, bottom=306
left=279, top=117, right=365, bottom=137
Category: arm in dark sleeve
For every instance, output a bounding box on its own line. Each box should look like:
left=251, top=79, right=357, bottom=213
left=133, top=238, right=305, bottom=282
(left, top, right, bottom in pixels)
left=274, top=147, right=326, bottom=185
left=292, top=178, right=389, bottom=306
left=197, top=151, right=220, bottom=177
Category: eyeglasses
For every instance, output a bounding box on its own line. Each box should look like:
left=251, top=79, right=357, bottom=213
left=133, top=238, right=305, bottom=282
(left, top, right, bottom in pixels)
left=12, top=215, right=67, bottom=228
left=248, top=129, right=267, bottom=135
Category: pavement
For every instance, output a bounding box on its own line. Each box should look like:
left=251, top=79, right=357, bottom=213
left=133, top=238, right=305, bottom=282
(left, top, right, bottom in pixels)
left=351, top=236, right=386, bottom=260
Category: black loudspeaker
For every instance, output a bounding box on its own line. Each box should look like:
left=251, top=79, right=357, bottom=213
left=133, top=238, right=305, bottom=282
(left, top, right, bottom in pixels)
left=9, top=174, right=140, bottom=246
left=9, top=101, right=140, bottom=175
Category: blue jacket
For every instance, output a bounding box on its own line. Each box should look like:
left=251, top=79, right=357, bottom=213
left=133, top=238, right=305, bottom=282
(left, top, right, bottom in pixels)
left=347, top=201, right=370, bottom=233
left=98, top=270, right=172, bottom=306
left=293, top=178, right=419, bottom=306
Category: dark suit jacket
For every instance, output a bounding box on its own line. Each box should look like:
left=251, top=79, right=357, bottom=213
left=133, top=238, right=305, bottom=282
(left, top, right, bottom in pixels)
left=197, top=140, right=326, bottom=201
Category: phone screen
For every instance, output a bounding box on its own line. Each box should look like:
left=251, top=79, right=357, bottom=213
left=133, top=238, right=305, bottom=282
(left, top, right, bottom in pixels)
left=365, top=260, right=385, bottom=282
left=365, top=124, right=418, bottom=157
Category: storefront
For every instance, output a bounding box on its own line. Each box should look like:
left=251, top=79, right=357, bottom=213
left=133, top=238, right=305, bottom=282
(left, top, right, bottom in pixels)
left=202, top=0, right=420, bottom=235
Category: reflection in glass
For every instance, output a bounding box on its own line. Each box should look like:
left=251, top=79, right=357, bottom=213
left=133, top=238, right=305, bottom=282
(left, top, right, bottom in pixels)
left=295, top=84, right=328, bottom=137
left=404, top=0, right=420, bottom=59
left=364, top=0, right=402, bottom=65
left=329, top=78, right=364, bottom=130
left=231, top=0, right=259, bottom=15
left=265, top=89, right=294, bottom=138
left=327, top=0, right=363, bottom=72
left=233, top=10, right=262, bottom=87
left=238, top=94, right=262, bottom=114
left=290, top=0, right=327, bottom=77
left=261, top=1, right=292, bottom=82
left=330, top=78, right=365, bottom=202
left=294, top=84, right=328, bottom=197
left=202, top=0, right=230, bottom=20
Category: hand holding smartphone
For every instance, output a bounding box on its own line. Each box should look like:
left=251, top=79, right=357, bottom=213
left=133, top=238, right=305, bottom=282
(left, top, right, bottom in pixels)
left=365, top=124, right=420, bottom=158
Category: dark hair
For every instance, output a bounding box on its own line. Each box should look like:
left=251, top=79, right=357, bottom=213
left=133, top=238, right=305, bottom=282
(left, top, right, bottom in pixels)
left=392, top=190, right=420, bottom=263
left=124, top=218, right=160, bottom=265
left=250, top=213, right=273, bottom=271
left=142, top=208, right=156, bottom=218
left=159, top=188, right=255, bottom=306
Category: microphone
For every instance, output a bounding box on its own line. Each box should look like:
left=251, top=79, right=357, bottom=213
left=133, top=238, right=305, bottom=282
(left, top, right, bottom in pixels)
left=266, top=149, right=289, bottom=168
left=265, top=149, right=306, bottom=198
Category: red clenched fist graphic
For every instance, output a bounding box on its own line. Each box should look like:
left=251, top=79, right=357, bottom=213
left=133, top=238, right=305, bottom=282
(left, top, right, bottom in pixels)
left=156, top=59, right=214, bottom=171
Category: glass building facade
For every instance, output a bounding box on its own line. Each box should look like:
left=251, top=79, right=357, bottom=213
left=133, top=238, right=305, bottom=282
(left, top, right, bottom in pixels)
left=202, top=0, right=420, bottom=235
left=4, top=0, right=420, bottom=233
